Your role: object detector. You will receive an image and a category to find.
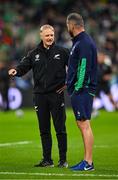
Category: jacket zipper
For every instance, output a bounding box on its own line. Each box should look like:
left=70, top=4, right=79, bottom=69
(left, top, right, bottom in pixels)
left=44, top=58, right=48, bottom=89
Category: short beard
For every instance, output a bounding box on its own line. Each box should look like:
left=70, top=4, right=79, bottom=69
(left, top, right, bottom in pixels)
left=68, top=30, right=74, bottom=38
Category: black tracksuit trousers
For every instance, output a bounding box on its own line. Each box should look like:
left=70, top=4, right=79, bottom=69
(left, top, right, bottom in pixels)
left=34, top=92, right=67, bottom=161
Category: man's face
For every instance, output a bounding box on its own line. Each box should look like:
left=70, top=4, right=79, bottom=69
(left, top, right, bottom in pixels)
left=66, top=20, right=74, bottom=38
left=40, top=28, right=54, bottom=48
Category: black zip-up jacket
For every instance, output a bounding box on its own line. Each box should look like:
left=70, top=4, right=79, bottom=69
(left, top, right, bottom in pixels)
left=16, top=42, right=69, bottom=93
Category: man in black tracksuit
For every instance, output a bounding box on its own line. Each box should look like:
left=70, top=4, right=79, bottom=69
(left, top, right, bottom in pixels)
left=0, top=61, right=10, bottom=111
left=9, top=25, right=69, bottom=168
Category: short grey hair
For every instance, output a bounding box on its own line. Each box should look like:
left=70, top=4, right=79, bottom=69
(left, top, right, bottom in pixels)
left=67, top=13, right=84, bottom=27
left=40, top=24, right=54, bottom=32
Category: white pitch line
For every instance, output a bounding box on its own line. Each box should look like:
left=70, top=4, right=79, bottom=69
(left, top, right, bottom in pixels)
left=0, top=141, right=32, bottom=147
left=94, top=145, right=110, bottom=148
left=0, top=172, right=118, bottom=178
left=94, top=145, right=118, bottom=148
left=0, top=141, right=117, bottom=148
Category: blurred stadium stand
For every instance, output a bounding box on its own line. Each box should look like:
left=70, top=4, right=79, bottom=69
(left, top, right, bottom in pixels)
left=0, top=0, right=118, bottom=110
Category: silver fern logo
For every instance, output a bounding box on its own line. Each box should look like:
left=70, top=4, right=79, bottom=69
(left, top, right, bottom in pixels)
left=34, top=106, right=38, bottom=111
left=54, top=54, right=60, bottom=60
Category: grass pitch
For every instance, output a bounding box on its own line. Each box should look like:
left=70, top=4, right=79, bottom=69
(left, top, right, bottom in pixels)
left=0, top=108, right=118, bottom=179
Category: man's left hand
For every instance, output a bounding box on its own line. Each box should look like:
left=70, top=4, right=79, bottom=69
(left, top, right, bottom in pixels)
left=56, top=85, right=67, bottom=94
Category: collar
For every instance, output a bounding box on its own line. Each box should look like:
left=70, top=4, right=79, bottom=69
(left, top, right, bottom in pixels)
left=72, top=31, right=86, bottom=44
left=37, top=41, right=55, bottom=51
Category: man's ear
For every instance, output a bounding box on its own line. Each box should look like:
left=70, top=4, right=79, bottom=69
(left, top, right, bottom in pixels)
left=40, top=32, right=43, bottom=40
left=72, top=22, right=75, bottom=30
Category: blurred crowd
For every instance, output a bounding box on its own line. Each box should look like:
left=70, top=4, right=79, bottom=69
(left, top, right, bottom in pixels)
left=0, top=0, right=118, bottom=110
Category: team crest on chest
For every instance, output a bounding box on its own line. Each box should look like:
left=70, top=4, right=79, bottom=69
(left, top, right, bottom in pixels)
left=54, top=54, right=60, bottom=60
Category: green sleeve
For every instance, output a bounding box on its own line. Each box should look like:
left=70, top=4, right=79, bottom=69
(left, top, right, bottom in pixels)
left=74, top=58, right=86, bottom=91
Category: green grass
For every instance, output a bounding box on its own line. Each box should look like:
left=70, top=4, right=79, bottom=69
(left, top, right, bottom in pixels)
left=0, top=108, right=118, bottom=179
